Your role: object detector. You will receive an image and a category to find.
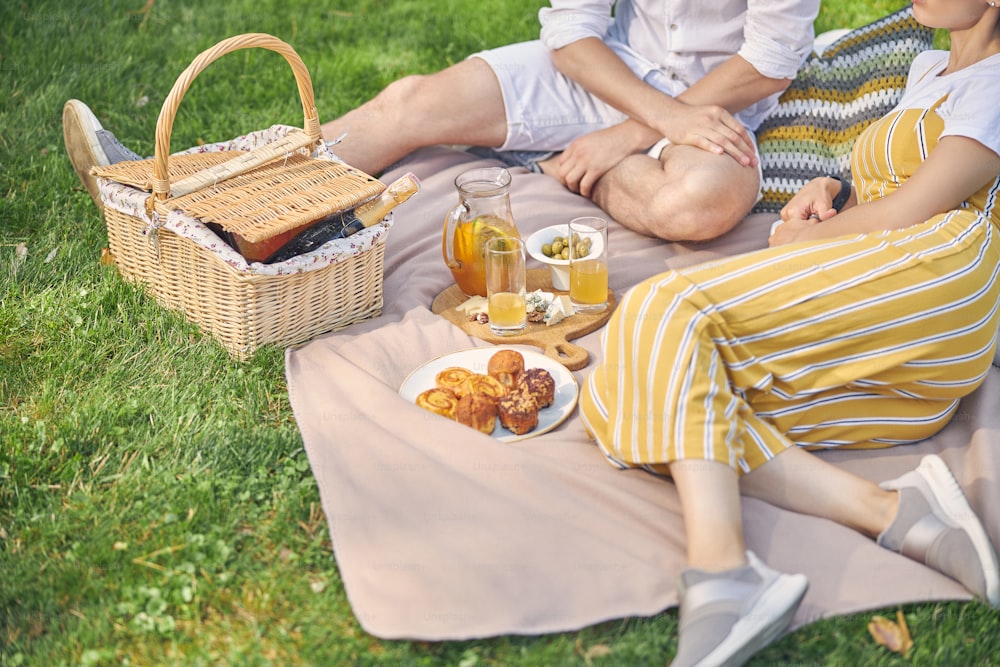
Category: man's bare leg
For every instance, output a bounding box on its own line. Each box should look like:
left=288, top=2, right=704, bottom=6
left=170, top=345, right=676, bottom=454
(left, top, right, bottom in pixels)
left=581, top=143, right=760, bottom=241
left=320, top=57, right=508, bottom=175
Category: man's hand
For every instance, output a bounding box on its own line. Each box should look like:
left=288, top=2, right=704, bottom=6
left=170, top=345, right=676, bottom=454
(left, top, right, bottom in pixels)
left=658, top=102, right=759, bottom=167
left=553, top=125, right=642, bottom=197
left=551, top=100, right=758, bottom=198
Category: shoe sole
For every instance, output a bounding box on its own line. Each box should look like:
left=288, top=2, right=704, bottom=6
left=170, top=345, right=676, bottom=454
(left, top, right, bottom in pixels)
left=696, top=572, right=809, bottom=667
left=62, top=99, right=111, bottom=209
left=916, top=455, right=1000, bottom=607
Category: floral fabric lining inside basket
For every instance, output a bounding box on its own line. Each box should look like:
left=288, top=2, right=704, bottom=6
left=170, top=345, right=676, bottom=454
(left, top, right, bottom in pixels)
left=95, top=124, right=393, bottom=276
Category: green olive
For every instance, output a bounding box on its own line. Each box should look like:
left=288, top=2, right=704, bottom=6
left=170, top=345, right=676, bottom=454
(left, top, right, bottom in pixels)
left=541, top=243, right=553, bottom=257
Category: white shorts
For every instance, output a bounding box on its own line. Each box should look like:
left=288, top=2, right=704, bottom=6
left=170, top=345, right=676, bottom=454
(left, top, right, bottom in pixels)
left=471, top=39, right=760, bottom=179
left=469, top=40, right=667, bottom=152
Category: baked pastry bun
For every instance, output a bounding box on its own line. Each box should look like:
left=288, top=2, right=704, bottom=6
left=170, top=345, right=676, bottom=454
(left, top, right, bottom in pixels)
left=435, top=366, right=474, bottom=393
left=455, top=392, right=497, bottom=435
left=488, top=349, right=525, bottom=389
left=458, top=373, right=507, bottom=401
left=415, top=386, right=459, bottom=419
left=497, top=384, right=539, bottom=435
left=521, top=367, right=556, bottom=409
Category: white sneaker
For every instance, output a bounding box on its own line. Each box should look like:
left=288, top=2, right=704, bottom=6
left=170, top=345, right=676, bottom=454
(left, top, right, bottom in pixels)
left=879, top=454, right=1000, bottom=607
left=671, top=551, right=808, bottom=667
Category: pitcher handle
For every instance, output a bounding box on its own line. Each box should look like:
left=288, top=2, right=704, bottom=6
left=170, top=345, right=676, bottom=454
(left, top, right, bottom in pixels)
left=443, top=203, right=468, bottom=270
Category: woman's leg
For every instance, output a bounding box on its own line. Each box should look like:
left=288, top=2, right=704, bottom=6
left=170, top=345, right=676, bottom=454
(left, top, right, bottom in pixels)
left=583, top=213, right=998, bottom=481
left=740, top=446, right=999, bottom=607
left=578, top=274, right=814, bottom=665
left=739, top=446, right=898, bottom=538
left=671, top=459, right=747, bottom=570
left=667, top=459, right=809, bottom=667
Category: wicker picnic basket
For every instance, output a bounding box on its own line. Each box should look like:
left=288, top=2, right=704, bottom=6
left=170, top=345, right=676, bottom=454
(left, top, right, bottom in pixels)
left=94, top=33, right=391, bottom=360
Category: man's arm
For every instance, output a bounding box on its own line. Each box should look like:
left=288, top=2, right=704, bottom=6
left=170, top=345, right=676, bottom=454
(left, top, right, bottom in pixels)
left=542, top=0, right=817, bottom=195
left=676, top=55, right=792, bottom=116
left=549, top=38, right=762, bottom=163
left=547, top=40, right=789, bottom=195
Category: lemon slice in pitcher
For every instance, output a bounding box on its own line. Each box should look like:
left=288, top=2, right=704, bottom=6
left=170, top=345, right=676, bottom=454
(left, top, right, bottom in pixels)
left=472, top=216, right=518, bottom=257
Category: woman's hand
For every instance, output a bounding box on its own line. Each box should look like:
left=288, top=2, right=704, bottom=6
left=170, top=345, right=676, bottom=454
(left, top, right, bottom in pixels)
left=779, top=176, right=844, bottom=224
left=770, top=176, right=848, bottom=246
left=767, top=216, right=819, bottom=246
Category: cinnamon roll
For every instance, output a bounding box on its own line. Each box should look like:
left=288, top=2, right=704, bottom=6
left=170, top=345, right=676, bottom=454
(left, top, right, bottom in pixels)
left=415, top=386, right=459, bottom=420
left=435, top=366, right=474, bottom=394
left=458, top=373, right=507, bottom=401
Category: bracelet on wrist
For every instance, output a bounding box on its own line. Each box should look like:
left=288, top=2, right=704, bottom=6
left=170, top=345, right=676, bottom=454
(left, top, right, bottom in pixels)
left=829, top=175, right=851, bottom=212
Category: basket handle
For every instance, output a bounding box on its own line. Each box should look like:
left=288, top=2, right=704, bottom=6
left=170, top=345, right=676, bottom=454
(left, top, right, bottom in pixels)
left=151, top=33, right=323, bottom=202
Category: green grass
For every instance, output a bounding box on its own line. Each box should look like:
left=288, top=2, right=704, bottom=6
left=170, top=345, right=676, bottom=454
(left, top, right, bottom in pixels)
left=1, top=0, right=995, bottom=665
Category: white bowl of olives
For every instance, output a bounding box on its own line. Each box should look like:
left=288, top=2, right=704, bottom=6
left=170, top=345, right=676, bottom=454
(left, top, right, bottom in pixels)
left=526, top=224, right=600, bottom=291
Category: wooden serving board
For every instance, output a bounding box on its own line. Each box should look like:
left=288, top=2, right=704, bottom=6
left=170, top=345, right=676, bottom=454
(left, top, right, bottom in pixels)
left=431, top=268, right=616, bottom=370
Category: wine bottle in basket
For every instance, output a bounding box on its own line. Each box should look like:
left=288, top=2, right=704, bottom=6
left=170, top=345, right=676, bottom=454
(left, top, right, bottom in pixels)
left=260, top=172, right=420, bottom=264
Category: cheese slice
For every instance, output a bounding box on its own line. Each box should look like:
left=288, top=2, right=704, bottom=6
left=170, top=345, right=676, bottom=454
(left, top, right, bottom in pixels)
left=526, top=289, right=554, bottom=315
left=455, top=295, right=488, bottom=316
left=544, top=295, right=574, bottom=326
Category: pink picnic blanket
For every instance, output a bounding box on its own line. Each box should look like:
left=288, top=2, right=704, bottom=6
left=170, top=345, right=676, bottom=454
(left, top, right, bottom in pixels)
left=285, top=146, right=1000, bottom=640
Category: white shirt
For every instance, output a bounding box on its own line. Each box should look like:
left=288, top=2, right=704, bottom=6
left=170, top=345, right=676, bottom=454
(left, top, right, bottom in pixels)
left=538, top=0, right=819, bottom=130
left=900, top=50, right=1000, bottom=158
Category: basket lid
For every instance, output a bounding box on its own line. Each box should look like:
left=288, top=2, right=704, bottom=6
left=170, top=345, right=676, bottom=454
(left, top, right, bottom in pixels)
left=93, top=152, right=386, bottom=243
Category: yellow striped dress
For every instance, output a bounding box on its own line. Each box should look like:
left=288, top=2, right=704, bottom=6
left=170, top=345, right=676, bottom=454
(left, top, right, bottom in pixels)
left=579, top=92, right=1000, bottom=475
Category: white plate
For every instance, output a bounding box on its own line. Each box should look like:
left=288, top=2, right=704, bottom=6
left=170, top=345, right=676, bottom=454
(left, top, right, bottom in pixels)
left=399, top=346, right=580, bottom=443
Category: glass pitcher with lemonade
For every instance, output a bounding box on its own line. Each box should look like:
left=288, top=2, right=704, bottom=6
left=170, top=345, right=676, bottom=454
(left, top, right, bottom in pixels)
left=442, top=167, right=520, bottom=297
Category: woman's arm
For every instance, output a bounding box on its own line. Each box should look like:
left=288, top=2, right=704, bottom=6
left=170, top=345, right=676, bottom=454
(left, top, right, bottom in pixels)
left=771, top=136, right=1000, bottom=246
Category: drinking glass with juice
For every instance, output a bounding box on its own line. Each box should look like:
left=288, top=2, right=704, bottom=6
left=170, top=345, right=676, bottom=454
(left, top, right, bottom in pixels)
left=568, top=217, right=608, bottom=313
left=486, top=236, right=527, bottom=336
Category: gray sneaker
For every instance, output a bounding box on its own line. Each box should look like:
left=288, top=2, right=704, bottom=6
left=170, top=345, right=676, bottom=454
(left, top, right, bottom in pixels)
left=878, top=454, right=1000, bottom=607
left=62, top=99, right=142, bottom=209
left=671, top=551, right=808, bottom=667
